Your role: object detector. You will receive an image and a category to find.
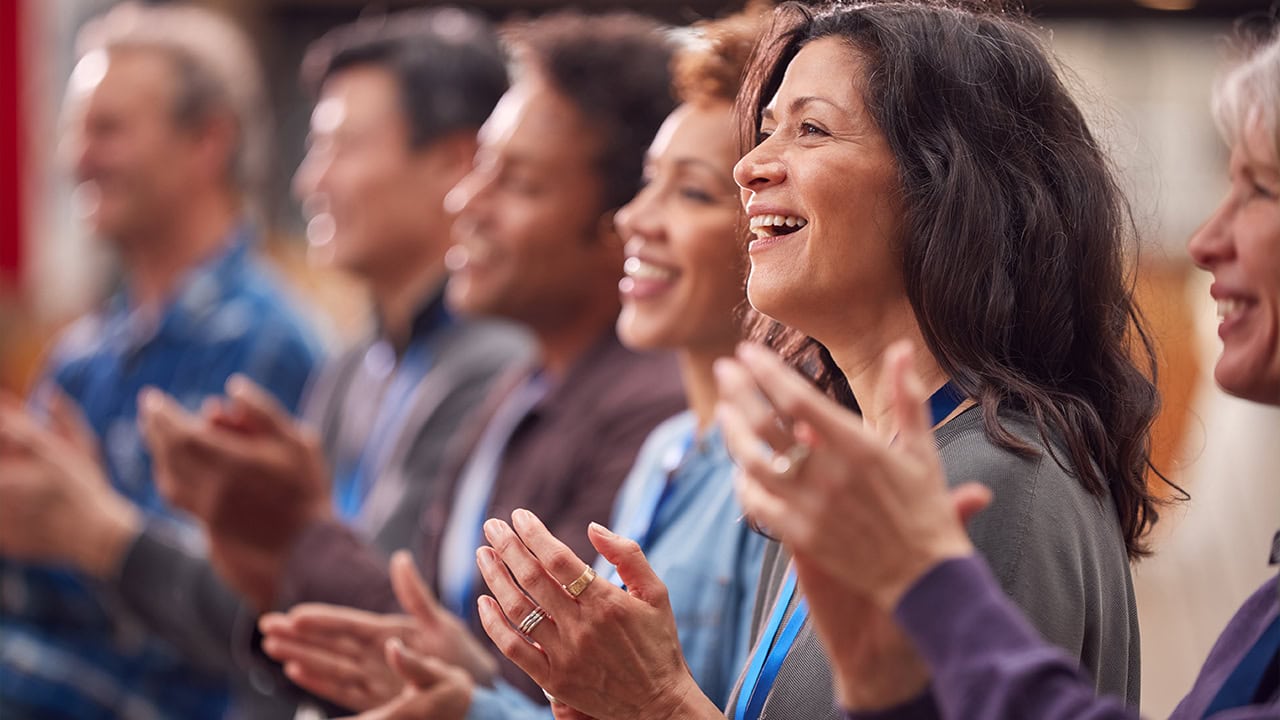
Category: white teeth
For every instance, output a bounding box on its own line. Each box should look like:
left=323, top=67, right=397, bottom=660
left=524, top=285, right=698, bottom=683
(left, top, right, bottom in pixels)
left=624, top=256, right=676, bottom=281
left=748, top=214, right=808, bottom=238
left=1217, top=298, right=1245, bottom=320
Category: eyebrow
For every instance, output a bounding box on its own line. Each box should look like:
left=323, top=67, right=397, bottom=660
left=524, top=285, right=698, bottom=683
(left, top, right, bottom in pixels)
left=760, top=95, right=843, bottom=123
left=674, top=158, right=738, bottom=192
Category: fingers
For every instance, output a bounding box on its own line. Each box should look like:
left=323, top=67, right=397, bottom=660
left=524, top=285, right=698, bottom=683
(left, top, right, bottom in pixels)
left=884, top=341, right=932, bottom=447
left=223, top=374, right=291, bottom=436
left=46, top=386, right=99, bottom=459
left=389, top=550, right=443, bottom=628
left=509, top=510, right=594, bottom=593
left=733, top=344, right=871, bottom=453
left=950, top=483, right=993, bottom=526
left=586, top=523, right=667, bottom=608
left=263, top=633, right=366, bottom=682
left=280, top=603, right=392, bottom=643
left=476, top=594, right=549, bottom=682
left=710, top=355, right=794, bottom=454
left=474, top=545, right=552, bottom=643
left=481, top=519, right=573, bottom=616
left=385, top=638, right=455, bottom=689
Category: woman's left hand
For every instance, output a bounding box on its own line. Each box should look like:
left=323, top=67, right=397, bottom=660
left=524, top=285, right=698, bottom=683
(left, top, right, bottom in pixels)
left=475, top=510, right=721, bottom=720
left=715, top=341, right=988, bottom=611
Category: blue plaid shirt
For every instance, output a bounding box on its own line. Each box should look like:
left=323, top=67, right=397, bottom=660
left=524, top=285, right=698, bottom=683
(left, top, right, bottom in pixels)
left=0, top=227, right=322, bottom=719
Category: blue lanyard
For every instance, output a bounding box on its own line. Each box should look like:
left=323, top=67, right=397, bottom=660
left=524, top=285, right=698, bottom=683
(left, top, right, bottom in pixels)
left=734, top=572, right=808, bottom=720
left=733, top=381, right=965, bottom=719
left=335, top=338, right=435, bottom=520
left=928, top=381, right=965, bottom=427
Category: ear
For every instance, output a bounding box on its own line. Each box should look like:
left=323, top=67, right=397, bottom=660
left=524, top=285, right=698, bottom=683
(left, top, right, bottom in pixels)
left=595, top=209, right=622, bottom=249
left=190, top=111, right=239, bottom=186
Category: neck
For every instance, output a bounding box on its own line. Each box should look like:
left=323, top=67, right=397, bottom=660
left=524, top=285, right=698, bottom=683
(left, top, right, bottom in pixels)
left=121, top=189, right=239, bottom=309
left=824, top=304, right=947, bottom=435
left=678, top=343, right=735, bottom=437
left=533, top=292, right=622, bottom=380
left=369, top=252, right=448, bottom=352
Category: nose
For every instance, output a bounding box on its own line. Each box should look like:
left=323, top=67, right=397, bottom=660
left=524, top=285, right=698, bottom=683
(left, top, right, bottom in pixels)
left=733, top=137, right=786, bottom=193
left=1188, top=191, right=1236, bottom=271
left=444, top=164, right=491, bottom=219
left=292, top=150, right=325, bottom=208
left=614, top=183, right=662, bottom=245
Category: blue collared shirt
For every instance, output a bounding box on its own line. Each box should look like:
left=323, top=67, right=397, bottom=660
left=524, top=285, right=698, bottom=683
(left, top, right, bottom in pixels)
left=0, top=228, right=322, bottom=720
left=467, top=410, right=767, bottom=719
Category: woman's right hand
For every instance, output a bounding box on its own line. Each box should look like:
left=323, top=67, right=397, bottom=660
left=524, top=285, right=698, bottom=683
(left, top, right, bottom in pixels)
left=474, top=510, right=722, bottom=720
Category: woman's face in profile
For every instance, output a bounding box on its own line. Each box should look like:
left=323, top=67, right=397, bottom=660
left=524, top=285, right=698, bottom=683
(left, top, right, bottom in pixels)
left=614, top=101, right=745, bottom=354
left=732, top=37, right=907, bottom=340
left=1189, top=119, right=1280, bottom=404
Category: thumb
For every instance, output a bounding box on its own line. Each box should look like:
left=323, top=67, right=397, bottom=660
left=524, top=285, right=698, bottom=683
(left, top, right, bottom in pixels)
left=390, top=550, right=443, bottom=628
left=385, top=637, right=449, bottom=688
left=588, top=523, right=666, bottom=607
left=950, top=483, right=993, bottom=526
left=48, top=386, right=100, bottom=460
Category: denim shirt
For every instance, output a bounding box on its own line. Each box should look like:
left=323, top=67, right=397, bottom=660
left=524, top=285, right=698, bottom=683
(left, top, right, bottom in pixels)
left=467, top=411, right=767, bottom=719
left=0, top=228, right=321, bottom=720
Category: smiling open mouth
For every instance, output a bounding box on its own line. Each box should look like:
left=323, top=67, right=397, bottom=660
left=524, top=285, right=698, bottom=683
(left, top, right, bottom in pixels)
left=749, top=214, right=808, bottom=239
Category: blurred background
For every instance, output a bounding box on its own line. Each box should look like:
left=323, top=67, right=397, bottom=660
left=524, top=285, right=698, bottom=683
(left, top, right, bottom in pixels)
left=0, top=0, right=1274, bottom=715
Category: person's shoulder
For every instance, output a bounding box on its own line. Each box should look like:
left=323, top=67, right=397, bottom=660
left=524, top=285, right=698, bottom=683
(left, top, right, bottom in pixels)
left=437, top=318, right=533, bottom=374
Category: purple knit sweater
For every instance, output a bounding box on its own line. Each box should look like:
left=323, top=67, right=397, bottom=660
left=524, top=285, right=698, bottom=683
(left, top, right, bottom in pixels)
left=846, top=555, right=1280, bottom=720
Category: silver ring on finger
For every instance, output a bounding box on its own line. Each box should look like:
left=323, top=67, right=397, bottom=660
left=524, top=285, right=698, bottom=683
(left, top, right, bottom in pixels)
left=770, top=442, right=812, bottom=480
left=517, top=605, right=549, bottom=636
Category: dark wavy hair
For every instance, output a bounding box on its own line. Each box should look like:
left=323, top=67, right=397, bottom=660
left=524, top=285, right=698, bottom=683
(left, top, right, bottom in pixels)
left=739, top=0, right=1170, bottom=558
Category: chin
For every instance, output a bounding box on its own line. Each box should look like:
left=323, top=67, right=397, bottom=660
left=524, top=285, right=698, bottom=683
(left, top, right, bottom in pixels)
left=1215, top=360, right=1280, bottom=406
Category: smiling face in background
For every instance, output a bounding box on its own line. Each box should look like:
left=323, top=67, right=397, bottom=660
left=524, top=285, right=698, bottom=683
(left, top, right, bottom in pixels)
left=614, top=101, right=745, bottom=355
left=732, top=38, right=906, bottom=342
left=293, top=65, right=459, bottom=281
left=443, top=74, right=619, bottom=328
left=68, top=48, right=207, bottom=247
left=1189, top=120, right=1280, bottom=404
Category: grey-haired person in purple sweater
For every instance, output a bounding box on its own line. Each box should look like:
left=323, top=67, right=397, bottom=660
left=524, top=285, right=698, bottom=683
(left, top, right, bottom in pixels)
left=717, top=23, right=1280, bottom=720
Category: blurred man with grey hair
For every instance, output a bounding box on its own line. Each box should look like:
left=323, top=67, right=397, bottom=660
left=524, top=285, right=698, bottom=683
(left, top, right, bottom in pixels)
left=0, top=3, right=320, bottom=717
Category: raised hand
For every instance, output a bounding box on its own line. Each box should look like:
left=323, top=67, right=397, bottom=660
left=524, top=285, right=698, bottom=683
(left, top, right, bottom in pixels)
left=137, top=375, right=331, bottom=610
left=475, top=510, right=721, bottom=720
left=0, top=391, right=139, bottom=577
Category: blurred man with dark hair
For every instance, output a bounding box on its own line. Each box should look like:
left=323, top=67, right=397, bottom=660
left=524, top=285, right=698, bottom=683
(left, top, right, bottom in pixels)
left=0, top=3, right=321, bottom=718
left=0, top=7, right=525, bottom=718
left=140, top=10, right=686, bottom=716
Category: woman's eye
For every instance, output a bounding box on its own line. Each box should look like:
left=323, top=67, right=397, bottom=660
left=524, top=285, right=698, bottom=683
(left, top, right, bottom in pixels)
left=1251, top=181, right=1279, bottom=202
left=800, top=122, right=826, bottom=137
left=680, top=187, right=715, bottom=203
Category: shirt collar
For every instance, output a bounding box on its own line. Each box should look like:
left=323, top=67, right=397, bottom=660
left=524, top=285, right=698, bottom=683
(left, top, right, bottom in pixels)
left=104, top=223, right=254, bottom=354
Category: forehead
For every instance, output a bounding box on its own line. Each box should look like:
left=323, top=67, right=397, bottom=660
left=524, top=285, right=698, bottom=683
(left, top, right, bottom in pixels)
left=1238, top=117, right=1280, bottom=174
left=647, top=101, right=736, bottom=167
left=77, top=47, right=180, bottom=116
left=313, top=65, right=402, bottom=132
left=478, top=74, right=599, bottom=169
left=764, top=37, right=867, bottom=115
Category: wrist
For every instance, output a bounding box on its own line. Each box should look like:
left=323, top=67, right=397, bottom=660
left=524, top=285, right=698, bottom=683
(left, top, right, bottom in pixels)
left=642, top=673, right=719, bottom=720
left=874, top=542, right=974, bottom=612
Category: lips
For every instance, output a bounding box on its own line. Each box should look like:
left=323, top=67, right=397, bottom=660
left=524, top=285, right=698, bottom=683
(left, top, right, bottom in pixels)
left=620, top=255, right=680, bottom=300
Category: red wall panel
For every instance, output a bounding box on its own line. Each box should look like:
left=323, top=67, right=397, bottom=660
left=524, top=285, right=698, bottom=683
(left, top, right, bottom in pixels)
left=0, top=0, right=23, bottom=290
